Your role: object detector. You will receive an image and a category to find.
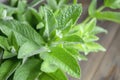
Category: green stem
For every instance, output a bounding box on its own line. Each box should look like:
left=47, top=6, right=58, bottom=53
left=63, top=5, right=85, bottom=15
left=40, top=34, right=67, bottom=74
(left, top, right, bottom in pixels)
left=82, top=16, right=91, bottom=24
left=97, top=6, right=105, bottom=12
left=73, top=0, right=77, bottom=4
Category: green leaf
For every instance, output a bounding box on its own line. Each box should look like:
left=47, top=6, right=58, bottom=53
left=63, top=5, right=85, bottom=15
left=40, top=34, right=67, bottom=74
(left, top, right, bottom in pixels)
left=13, top=58, right=42, bottom=80
left=8, top=32, right=19, bottom=51
left=85, top=18, right=97, bottom=33
left=43, top=7, right=57, bottom=40
left=56, top=4, right=82, bottom=30
left=95, top=11, right=120, bottom=23
left=46, top=0, right=58, bottom=10
left=39, top=69, right=67, bottom=80
left=29, top=0, right=44, bottom=7
left=92, top=26, right=108, bottom=34
left=0, top=36, right=9, bottom=50
left=62, top=35, right=84, bottom=43
left=3, top=50, right=16, bottom=59
left=83, top=35, right=99, bottom=42
left=24, top=8, right=42, bottom=27
left=10, top=0, right=18, bottom=6
left=18, top=41, right=48, bottom=58
left=0, top=60, right=20, bottom=80
left=39, top=73, right=54, bottom=80
left=64, top=46, right=87, bottom=61
left=88, top=0, right=97, bottom=16
left=41, top=60, right=58, bottom=73
left=40, top=46, right=81, bottom=78
left=85, top=42, right=106, bottom=55
left=48, top=69, right=67, bottom=80
left=104, top=0, right=120, bottom=9
left=0, top=20, right=44, bottom=46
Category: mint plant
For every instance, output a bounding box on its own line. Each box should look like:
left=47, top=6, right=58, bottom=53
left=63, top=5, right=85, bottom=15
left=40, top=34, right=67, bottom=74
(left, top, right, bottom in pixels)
left=0, top=0, right=120, bottom=80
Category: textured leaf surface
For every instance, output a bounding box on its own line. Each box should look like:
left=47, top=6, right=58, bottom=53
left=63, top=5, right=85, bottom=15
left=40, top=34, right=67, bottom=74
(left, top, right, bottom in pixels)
left=56, top=4, right=82, bottom=30
left=41, top=46, right=81, bottom=78
left=0, top=20, right=44, bottom=46
left=43, top=7, right=57, bottom=40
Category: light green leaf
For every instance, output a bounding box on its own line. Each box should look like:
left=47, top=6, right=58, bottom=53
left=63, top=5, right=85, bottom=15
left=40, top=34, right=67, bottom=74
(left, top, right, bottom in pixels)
left=40, top=46, right=81, bottom=78
left=83, top=35, right=99, bottom=42
left=0, top=60, right=20, bottom=80
left=85, top=18, right=97, bottom=33
left=18, top=41, right=48, bottom=58
left=46, top=0, right=58, bottom=10
left=41, top=61, right=58, bottom=73
left=56, top=4, right=82, bottom=30
left=85, top=42, right=106, bottom=55
left=0, top=20, right=44, bottom=46
left=92, top=26, right=108, bottom=34
left=64, top=46, right=87, bottom=61
left=13, top=58, right=41, bottom=80
left=43, top=7, right=57, bottom=40
left=104, top=0, right=120, bottom=9
left=88, top=0, right=97, bottom=16
left=48, top=69, right=67, bottom=80
left=29, top=0, right=44, bottom=7
left=3, top=50, right=16, bottom=59
left=62, top=35, right=84, bottom=43
left=95, top=11, right=120, bottom=23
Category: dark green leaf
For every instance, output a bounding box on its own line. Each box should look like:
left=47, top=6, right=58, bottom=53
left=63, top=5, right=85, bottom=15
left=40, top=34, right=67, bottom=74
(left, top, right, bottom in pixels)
left=10, top=0, right=18, bottom=6
left=13, top=58, right=42, bottom=80
left=0, top=36, right=9, bottom=50
left=0, top=60, right=20, bottom=80
left=48, top=69, right=67, bottom=80
left=39, top=73, right=54, bottom=80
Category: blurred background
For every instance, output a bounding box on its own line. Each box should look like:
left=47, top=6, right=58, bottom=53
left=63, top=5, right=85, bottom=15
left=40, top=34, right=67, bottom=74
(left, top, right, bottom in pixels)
left=0, top=0, right=120, bottom=80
